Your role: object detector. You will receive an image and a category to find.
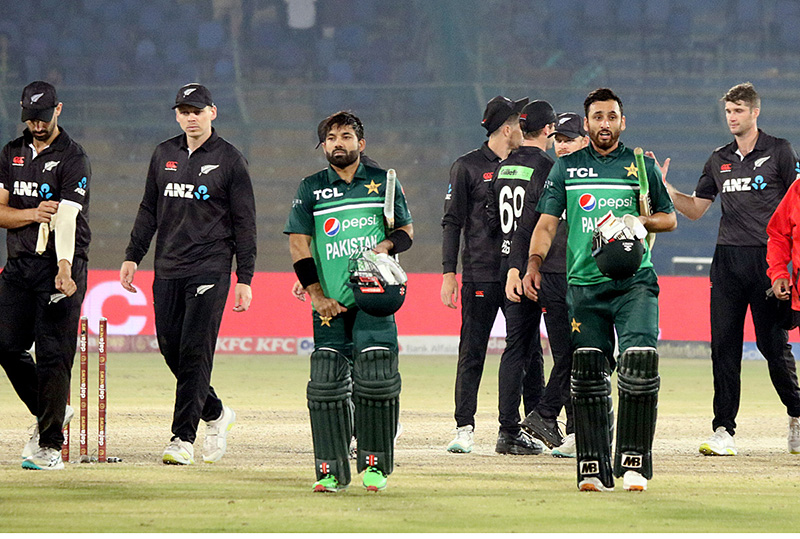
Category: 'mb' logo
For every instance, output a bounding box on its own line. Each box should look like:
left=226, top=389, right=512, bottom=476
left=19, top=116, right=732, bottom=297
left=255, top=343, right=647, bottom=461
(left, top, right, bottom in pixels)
left=579, top=193, right=597, bottom=211
left=579, top=460, right=599, bottom=475
left=621, top=453, right=642, bottom=469
left=323, top=217, right=340, bottom=237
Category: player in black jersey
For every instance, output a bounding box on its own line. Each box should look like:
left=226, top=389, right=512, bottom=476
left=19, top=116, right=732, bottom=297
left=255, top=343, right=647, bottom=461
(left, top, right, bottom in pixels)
left=0, top=81, right=90, bottom=470
left=519, top=112, right=588, bottom=458
left=120, top=84, right=257, bottom=465
left=485, top=100, right=557, bottom=455
left=443, top=95, right=527, bottom=453
left=666, top=82, right=800, bottom=456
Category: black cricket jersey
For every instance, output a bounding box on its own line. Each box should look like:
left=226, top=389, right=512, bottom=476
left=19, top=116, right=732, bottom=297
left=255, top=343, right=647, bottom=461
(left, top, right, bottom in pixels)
left=0, top=128, right=91, bottom=260
left=442, top=142, right=502, bottom=281
left=695, top=129, right=799, bottom=247
left=125, top=129, right=257, bottom=284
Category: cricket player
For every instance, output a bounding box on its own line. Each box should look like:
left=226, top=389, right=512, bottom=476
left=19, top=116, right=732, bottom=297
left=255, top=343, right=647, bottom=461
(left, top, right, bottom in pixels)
left=285, top=111, right=413, bottom=492
left=0, top=81, right=90, bottom=470
left=120, top=83, right=256, bottom=465
left=485, top=100, right=559, bottom=456
left=524, top=88, right=676, bottom=491
left=520, top=112, right=589, bottom=459
left=666, top=82, right=800, bottom=456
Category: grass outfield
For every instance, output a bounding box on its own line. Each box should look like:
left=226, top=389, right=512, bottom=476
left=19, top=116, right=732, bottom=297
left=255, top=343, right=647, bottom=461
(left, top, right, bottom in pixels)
left=2, top=353, right=800, bottom=532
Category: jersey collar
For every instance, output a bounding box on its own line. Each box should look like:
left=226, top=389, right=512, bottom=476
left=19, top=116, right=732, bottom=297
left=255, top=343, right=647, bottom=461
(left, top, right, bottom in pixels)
left=480, top=141, right=501, bottom=162
left=325, top=161, right=367, bottom=184
left=22, top=127, right=69, bottom=154
left=179, top=127, right=219, bottom=153
left=587, top=140, right=626, bottom=161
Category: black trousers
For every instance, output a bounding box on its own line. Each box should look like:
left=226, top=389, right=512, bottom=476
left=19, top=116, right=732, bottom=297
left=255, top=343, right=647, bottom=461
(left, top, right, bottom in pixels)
left=454, top=281, right=504, bottom=428
left=0, top=257, right=87, bottom=449
left=153, top=273, right=229, bottom=443
left=536, top=272, right=574, bottom=434
left=710, top=245, right=800, bottom=435
left=497, top=287, right=543, bottom=435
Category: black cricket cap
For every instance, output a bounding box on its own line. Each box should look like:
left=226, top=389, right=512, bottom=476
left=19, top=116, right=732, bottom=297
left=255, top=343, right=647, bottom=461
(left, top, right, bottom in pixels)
left=519, top=100, right=557, bottom=133
left=549, top=112, right=586, bottom=139
left=172, top=83, right=214, bottom=109
left=20, top=81, right=58, bottom=122
left=481, top=95, right=528, bottom=135
left=315, top=118, right=326, bottom=148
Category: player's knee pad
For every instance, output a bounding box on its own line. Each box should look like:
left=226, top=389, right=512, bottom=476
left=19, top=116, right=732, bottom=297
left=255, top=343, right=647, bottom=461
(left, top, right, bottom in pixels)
left=353, top=347, right=401, bottom=475
left=614, top=347, right=659, bottom=479
left=571, top=347, right=614, bottom=489
left=307, top=348, right=352, bottom=485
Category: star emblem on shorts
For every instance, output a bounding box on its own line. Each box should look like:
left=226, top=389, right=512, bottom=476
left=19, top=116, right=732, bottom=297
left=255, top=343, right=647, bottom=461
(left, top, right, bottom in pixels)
left=319, top=316, right=332, bottom=327
left=365, top=180, right=382, bottom=194
left=570, top=318, right=581, bottom=333
left=624, top=162, right=638, bottom=178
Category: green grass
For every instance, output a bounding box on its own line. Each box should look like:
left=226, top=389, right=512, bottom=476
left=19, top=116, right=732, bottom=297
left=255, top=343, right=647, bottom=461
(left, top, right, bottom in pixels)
left=1, top=354, right=799, bottom=532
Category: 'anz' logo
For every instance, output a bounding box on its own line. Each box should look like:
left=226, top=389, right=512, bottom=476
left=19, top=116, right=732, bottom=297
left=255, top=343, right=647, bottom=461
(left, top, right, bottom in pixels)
left=13, top=181, right=38, bottom=197
left=722, top=177, right=756, bottom=192
left=74, top=177, right=87, bottom=196
left=163, top=182, right=196, bottom=198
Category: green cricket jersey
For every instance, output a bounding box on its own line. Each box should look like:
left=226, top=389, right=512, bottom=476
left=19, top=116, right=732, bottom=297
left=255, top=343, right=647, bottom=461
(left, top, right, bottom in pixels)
left=537, top=142, right=674, bottom=286
left=284, top=163, right=412, bottom=308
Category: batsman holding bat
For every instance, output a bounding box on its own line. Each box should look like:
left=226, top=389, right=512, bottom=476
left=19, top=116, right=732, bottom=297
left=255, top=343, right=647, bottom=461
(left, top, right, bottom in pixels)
left=285, top=111, right=413, bottom=493
left=522, top=88, right=676, bottom=491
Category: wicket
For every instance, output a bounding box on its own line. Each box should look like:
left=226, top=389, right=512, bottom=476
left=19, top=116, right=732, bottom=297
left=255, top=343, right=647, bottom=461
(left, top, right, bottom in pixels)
left=62, top=316, right=109, bottom=463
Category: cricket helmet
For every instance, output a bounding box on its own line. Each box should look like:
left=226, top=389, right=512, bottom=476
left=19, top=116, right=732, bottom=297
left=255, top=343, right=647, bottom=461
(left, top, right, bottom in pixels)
left=592, top=237, right=644, bottom=280
left=348, top=250, right=407, bottom=317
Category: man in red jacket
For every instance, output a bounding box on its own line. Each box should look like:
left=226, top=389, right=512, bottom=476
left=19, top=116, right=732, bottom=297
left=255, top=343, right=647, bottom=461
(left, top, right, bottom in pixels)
left=767, top=181, right=800, bottom=454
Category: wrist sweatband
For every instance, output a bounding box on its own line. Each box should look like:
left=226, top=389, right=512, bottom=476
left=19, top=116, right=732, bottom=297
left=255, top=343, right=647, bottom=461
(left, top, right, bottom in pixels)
left=293, top=257, right=320, bottom=288
left=529, top=253, right=545, bottom=264
left=387, top=229, right=413, bottom=255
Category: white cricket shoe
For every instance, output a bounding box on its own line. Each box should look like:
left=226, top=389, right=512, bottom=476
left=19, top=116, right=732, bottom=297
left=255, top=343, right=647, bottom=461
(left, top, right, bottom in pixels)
left=623, top=470, right=647, bottom=491
left=22, top=404, right=74, bottom=459
left=578, top=477, right=613, bottom=492
left=22, top=447, right=65, bottom=470
left=551, top=433, right=576, bottom=458
left=789, top=416, right=800, bottom=454
left=446, top=425, right=474, bottom=453
left=699, top=426, right=737, bottom=456
left=203, top=405, right=236, bottom=463
left=163, top=438, right=195, bottom=465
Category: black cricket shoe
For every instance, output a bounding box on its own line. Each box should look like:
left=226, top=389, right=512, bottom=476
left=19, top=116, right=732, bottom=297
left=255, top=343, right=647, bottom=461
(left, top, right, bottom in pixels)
left=520, top=410, right=563, bottom=449
left=495, top=430, right=543, bottom=455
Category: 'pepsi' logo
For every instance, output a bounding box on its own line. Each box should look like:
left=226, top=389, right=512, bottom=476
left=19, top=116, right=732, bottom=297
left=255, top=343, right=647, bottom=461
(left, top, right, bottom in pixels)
left=323, top=217, right=341, bottom=237
left=579, top=193, right=597, bottom=211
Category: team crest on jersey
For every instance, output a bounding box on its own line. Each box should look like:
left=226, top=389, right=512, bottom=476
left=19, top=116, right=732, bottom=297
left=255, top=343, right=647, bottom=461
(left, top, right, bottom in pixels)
left=579, top=193, right=597, bottom=211
left=199, top=164, right=219, bottom=176
left=323, top=217, right=341, bottom=237
left=43, top=160, right=59, bottom=172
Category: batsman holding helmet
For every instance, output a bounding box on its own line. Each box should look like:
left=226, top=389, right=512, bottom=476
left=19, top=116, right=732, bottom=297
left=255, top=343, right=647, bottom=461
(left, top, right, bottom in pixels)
left=285, top=111, right=413, bottom=493
left=523, top=88, right=676, bottom=491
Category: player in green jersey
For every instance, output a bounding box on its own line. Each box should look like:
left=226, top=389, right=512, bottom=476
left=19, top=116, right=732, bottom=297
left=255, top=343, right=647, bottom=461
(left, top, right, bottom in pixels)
left=285, top=111, right=413, bottom=493
left=522, top=88, right=676, bottom=492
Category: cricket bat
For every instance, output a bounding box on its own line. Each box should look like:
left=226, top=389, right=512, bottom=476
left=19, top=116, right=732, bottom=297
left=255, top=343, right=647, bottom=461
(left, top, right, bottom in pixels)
left=384, top=169, right=396, bottom=231
left=634, top=147, right=655, bottom=249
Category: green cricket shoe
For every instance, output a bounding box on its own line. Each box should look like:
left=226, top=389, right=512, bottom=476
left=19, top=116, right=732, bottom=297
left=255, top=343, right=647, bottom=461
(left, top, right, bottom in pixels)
left=362, top=466, right=388, bottom=492
left=313, top=474, right=346, bottom=493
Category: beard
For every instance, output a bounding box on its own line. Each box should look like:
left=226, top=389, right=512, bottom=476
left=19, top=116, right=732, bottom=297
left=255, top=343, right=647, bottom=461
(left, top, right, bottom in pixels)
left=325, top=147, right=359, bottom=168
left=31, top=124, right=54, bottom=141
left=589, top=128, right=620, bottom=151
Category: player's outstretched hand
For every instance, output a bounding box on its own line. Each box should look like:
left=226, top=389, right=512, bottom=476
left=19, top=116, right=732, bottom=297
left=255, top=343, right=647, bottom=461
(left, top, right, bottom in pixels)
left=291, top=280, right=307, bottom=301
left=233, top=283, right=252, bottom=312
left=645, top=150, right=670, bottom=183
left=441, top=273, right=459, bottom=309
left=119, top=261, right=138, bottom=293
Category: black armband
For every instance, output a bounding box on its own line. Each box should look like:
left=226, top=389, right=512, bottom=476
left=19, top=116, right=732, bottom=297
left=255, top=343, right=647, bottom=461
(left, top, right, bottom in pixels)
left=293, top=257, right=320, bottom=288
left=388, top=229, right=413, bottom=255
